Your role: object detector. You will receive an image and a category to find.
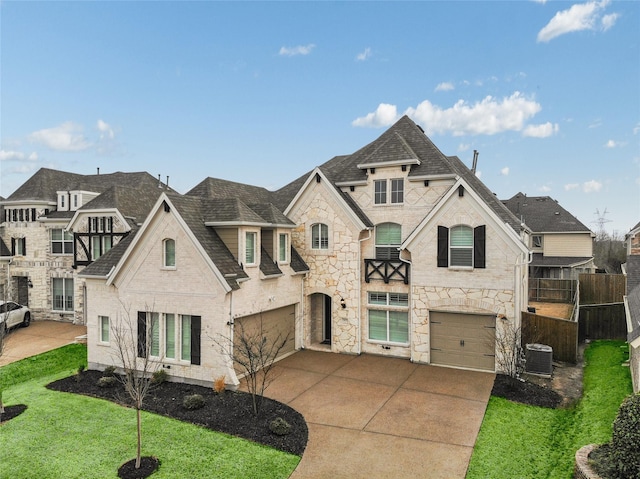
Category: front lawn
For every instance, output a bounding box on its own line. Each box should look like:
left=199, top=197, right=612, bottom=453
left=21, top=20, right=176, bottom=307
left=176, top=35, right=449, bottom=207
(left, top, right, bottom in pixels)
left=0, top=345, right=300, bottom=479
left=467, top=340, right=633, bottom=479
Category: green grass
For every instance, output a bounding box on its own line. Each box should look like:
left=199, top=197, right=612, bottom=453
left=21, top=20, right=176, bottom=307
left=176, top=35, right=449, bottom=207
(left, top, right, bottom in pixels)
left=0, top=345, right=300, bottom=479
left=467, top=340, right=633, bottom=479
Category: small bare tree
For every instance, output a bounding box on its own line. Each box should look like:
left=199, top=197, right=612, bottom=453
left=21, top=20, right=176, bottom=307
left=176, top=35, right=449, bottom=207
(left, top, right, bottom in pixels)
left=111, top=303, right=161, bottom=470
left=493, top=319, right=526, bottom=379
left=216, top=313, right=291, bottom=416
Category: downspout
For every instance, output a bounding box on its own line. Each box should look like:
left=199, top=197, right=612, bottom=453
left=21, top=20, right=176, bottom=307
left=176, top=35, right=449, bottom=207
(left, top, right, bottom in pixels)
left=300, top=273, right=305, bottom=350
left=227, top=290, right=235, bottom=383
left=513, top=250, right=533, bottom=329
left=357, top=228, right=373, bottom=355
left=399, top=250, right=414, bottom=362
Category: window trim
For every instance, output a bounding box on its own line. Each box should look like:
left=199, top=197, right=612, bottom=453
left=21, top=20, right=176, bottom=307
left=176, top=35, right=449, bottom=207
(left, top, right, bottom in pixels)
left=52, top=277, right=74, bottom=313
left=450, top=225, right=474, bottom=268
left=137, top=311, right=200, bottom=365
left=374, top=178, right=404, bottom=205
left=311, top=223, right=329, bottom=250
left=278, top=233, right=289, bottom=263
left=51, top=229, right=74, bottom=255
left=163, top=238, right=176, bottom=269
left=367, top=291, right=409, bottom=346
left=375, top=223, right=401, bottom=260
left=99, top=316, right=110, bottom=344
left=437, top=225, right=486, bottom=269
left=245, top=231, right=258, bottom=266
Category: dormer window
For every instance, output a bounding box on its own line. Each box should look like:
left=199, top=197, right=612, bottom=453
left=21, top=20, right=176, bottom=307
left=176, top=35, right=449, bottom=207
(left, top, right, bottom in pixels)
left=245, top=232, right=257, bottom=265
left=279, top=233, right=289, bottom=263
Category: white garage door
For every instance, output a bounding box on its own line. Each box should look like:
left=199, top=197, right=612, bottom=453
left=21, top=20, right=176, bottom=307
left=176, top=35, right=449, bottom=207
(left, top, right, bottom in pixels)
left=234, top=305, right=296, bottom=373
left=430, top=311, right=496, bottom=371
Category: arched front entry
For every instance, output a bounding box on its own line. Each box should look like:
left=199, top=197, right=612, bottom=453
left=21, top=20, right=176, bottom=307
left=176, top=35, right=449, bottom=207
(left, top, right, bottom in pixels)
left=309, top=293, right=332, bottom=347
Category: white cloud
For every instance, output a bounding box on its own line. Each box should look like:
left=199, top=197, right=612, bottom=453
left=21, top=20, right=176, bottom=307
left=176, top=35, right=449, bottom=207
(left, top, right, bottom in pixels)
left=539, top=185, right=552, bottom=193
left=407, top=92, right=542, bottom=136
left=0, top=150, right=39, bottom=162
left=353, top=92, right=546, bottom=135
left=457, top=143, right=471, bottom=152
left=28, top=121, right=91, bottom=151
left=435, top=82, right=455, bottom=92
left=279, top=44, right=315, bottom=56
left=523, top=122, right=559, bottom=138
left=633, top=123, right=640, bottom=135
left=352, top=103, right=399, bottom=128
left=604, top=139, right=618, bottom=148
left=500, top=167, right=510, bottom=176
left=537, top=0, right=619, bottom=43
left=583, top=179, right=602, bottom=193
left=565, top=183, right=580, bottom=191
left=356, top=48, right=372, bottom=61
left=97, top=119, right=114, bottom=140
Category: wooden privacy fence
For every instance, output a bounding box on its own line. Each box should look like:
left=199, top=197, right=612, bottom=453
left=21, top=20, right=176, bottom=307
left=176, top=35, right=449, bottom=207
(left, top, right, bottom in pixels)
left=522, top=312, right=579, bottom=363
left=529, top=278, right=577, bottom=303
left=579, top=303, right=627, bottom=341
left=578, top=273, right=626, bottom=304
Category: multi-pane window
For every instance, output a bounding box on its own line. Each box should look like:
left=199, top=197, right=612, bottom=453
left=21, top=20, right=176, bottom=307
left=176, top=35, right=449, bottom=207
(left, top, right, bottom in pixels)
left=532, top=235, right=543, bottom=249
left=374, top=179, right=404, bottom=205
left=164, top=239, right=176, bottom=267
left=450, top=225, right=474, bottom=267
left=311, top=223, right=329, bottom=250
left=245, top=232, right=257, bottom=265
left=89, top=217, right=113, bottom=233
left=52, top=278, right=74, bottom=312
left=279, top=233, right=288, bottom=262
left=374, top=180, right=387, bottom=204
left=99, top=316, right=110, bottom=343
left=367, top=292, right=409, bottom=344
left=139, top=311, right=199, bottom=364
left=51, top=229, right=73, bottom=254
left=92, top=236, right=113, bottom=261
left=12, top=237, right=26, bottom=256
left=375, top=223, right=401, bottom=260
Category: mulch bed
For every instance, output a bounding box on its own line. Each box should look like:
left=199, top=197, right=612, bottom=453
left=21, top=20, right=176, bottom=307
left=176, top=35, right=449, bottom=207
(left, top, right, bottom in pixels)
left=491, top=374, right=563, bottom=408
left=46, top=370, right=308, bottom=456
left=117, top=456, right=160, bottom=479
left=0, top=404, right=28, bottom=423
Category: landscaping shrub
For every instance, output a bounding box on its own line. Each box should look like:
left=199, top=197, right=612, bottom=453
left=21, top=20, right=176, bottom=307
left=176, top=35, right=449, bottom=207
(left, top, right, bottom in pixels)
left=182, top=394, right=206, bottom=410
left=98, top=376, right=117, bottom=388
left=213, top=375, right=226, bottom=394
left=151, top=368, right=168, bottom=385
left=102, top=365, right=116, bottom=377
left=592, top=393, right=640, bottom=479
left=269, top=417, right=291, bottom=436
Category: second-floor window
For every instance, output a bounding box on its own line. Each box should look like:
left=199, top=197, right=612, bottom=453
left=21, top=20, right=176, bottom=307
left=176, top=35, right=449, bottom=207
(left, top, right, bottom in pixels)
left=92, top=236, right=113, bottom=261
left=311, top=223, right=329, bottom=250
left=437, top=225, right=486, bottom=269
left=279, top=233, right=289, bottom=263
left=374, top=179, right=404, bottom=205
left=51, top=229, right=73, bottom=254
left=245, top=232, right=257, bottom=265
left=532, top=235, right=543, bottom=249
left=11, top=237, right=26, bottom=256
left=163, top=238, right=176, bottom=268
left=375, top=223, right=401, bottom=260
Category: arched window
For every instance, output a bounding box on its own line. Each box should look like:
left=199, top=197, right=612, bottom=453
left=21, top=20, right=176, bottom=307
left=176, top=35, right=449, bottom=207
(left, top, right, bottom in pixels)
left=375, top=222, right=401, bottom=259
left=311, top=223, right=329, bottom=250
left=163, top=238, right=176, bottom=267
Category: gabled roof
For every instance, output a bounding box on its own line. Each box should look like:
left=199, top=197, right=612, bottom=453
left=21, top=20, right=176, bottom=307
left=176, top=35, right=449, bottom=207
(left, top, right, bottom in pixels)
left=277, top=115, right=522, bottom=233
left=187, top=177, right=273, bottom=204
left=77, top=185, right=166, bottom=227
left=3, top=168, right=171, bottom=204
left=260, top=247, right=283, bottom=277
left=79, top=231, right=137, bottom=278
left=502, top=192, right=593, bottom=234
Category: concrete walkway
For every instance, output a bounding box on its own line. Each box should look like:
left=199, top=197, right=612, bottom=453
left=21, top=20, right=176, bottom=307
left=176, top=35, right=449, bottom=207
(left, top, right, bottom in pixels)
left=257, top=350, right=495, bottom=479
left=0, top=320, right=87, bottom=366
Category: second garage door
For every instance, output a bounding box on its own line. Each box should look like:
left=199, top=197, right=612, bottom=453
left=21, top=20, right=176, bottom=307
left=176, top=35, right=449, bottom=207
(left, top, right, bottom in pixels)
left=430, top=311, right=496, bottom=371
left=234, top=305, right=296, bottom=373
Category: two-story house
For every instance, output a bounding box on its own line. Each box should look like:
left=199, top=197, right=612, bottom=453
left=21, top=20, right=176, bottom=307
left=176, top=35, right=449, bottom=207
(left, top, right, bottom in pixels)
left=623, top=221, right=640, bottom=392
left=81, top=116, right=530, bottom=387
left=0, top=168, right=172, bottom=323
left=502, top=192, right=596, bottom=279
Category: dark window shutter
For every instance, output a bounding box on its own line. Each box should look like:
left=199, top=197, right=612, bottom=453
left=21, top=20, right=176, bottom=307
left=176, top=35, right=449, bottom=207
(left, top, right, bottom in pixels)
left=191, top=315, right=201, bottom=365
left=437, top=226, right=449, bottom=267
left=137, top=311, right=147, bottom=358
left=10, top=238, right=15, bottom=256
left=474, top=225, right=486, bottom=269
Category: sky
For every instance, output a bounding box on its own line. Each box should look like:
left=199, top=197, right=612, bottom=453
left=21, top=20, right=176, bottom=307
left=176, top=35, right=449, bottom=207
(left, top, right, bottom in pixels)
left=1, top=0, right=638, bottom=236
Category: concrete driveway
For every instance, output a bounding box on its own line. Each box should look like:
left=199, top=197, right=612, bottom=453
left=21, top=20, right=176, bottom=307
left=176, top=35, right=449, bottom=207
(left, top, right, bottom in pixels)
left=0, top=320, right=87, bottom=366
left=259, top=350, right=494, bottom=479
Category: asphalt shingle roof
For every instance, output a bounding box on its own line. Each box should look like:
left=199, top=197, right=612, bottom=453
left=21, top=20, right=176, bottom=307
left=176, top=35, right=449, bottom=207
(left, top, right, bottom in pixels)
left=502, top=192, right=592, bottom=233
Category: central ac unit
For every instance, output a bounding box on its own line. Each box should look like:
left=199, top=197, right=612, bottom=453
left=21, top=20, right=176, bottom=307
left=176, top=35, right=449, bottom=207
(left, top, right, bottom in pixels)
left=525, top=343, right=553, bottom=376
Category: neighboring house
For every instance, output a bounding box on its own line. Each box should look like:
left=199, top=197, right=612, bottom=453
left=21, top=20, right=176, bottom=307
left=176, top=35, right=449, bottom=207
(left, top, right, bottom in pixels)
left=502, top=193, right=596, bottom=279
left=0, top=168, right=173, bottom=323
left=82, top=116, right=530, bottom=387
left=623, top=222, right=640, bottom=393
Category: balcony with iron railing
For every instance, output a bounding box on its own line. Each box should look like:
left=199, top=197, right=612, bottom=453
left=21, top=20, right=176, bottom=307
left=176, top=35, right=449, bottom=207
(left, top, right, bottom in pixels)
left=364, top=258, right=409, bottom=284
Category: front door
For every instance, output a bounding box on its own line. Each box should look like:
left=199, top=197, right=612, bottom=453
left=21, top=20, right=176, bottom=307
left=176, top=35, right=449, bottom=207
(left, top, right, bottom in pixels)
left=322, top=295, right=332, bottom=344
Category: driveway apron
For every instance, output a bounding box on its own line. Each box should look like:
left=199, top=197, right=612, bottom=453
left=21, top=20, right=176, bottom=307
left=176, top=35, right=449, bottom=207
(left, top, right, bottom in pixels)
left=260, top=350, right=494, bottom=479
left=0, top=320, right=87, bottom=366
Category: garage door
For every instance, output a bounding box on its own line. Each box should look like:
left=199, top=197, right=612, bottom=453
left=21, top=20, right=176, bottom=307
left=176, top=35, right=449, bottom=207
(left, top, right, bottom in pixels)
left=234, top=305, right=296, bottom=373
left=430, top=311, right=495, bottom=371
